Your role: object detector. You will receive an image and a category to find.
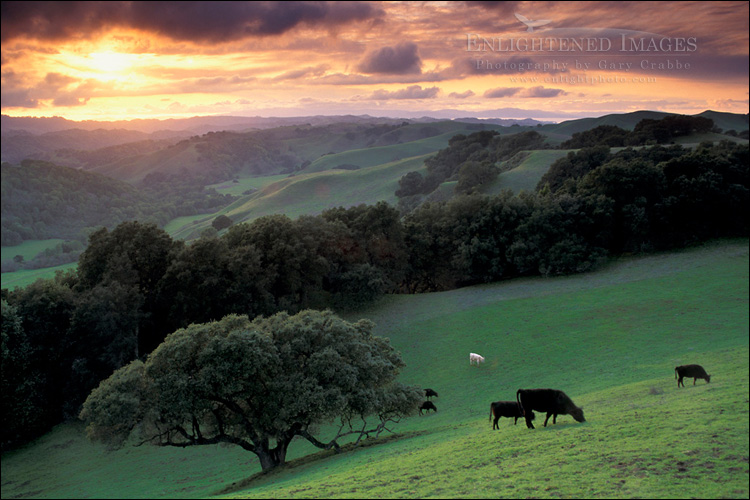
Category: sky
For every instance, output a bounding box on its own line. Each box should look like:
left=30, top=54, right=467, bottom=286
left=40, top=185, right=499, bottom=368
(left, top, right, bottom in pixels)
left=1, top=0, right=748, bottom=123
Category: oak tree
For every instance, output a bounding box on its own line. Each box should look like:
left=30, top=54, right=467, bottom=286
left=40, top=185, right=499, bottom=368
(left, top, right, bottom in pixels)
left=80, top=309, right=422, bottom=471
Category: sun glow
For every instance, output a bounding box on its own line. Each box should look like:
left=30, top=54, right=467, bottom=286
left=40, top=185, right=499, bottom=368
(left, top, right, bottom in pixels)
left=86, top=51, right=133, bottom=80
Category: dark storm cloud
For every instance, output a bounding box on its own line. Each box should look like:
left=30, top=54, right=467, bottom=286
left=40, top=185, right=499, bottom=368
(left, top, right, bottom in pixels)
left=0, top=1, right=384, bottom=43
left=357, top=42, right=423, bottom=75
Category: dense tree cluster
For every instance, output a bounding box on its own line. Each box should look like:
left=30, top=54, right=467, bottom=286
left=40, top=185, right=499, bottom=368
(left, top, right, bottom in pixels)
left=539, top=141, right=748, bottom=251
left=396, top=130, right=548, bottom=198
left=2, top=140, right=747, bottom=451
left=560, top=115, right=716, bottom=149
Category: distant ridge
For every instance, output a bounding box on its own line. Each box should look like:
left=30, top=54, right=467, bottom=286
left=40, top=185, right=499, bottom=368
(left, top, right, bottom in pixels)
left=539, top=110, right=748, bottom=137
left=1, top=114, right=413, bottom=135
left=4, top=110, right=745, bottom=137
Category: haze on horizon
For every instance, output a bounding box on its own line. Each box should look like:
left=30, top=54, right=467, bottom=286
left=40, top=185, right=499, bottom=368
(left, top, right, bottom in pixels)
left=1, top=1, right=748, bottom=124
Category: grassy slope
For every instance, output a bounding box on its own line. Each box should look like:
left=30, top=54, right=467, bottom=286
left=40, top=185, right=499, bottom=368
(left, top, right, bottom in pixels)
left=0, top=262, right=77, bottom=290
left=166, top=155, right=430, bottom=240
left=1, top=239, right=64, bottom=262
left=1, top=239, right=747, bottom=499
left=1, top=239, right=72, bottom=290
left=488, top=149, right=572, bottom=194
left=300, top=124, right=506, bottom=174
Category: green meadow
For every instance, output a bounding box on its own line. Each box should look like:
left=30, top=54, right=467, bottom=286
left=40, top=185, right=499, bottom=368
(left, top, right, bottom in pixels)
left=166, top=155, right=430, bottom=240
left=0, top=239, right=65, bottom=262
left=2, top=239, right=747, bottom=499
left=1, top=239, right=75, bottom=290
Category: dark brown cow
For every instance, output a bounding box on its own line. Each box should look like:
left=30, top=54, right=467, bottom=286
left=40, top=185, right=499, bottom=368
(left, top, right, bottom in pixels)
left=419, top=400, right=437, bottom=415
left=425, top=388, right=439, bottom=399
left=516, top=388, right=585, bottom=429
left=489, top=400, right=534, bottom=429
left=675, top=364, right=711, bottom=387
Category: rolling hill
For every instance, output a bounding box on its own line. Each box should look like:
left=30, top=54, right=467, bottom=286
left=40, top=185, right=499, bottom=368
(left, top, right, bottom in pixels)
left=539, top=109, right=748, bottom=139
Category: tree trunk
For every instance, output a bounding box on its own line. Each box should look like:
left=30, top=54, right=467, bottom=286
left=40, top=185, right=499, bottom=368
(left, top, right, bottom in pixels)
left=257, top=451, right=280, bottom=471
left=255, top=438, right=291, bottom=471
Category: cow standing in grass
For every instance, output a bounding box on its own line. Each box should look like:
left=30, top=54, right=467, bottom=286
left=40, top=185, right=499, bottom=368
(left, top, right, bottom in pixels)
left=470, top=353, right=485, bottom=366
left=419, top=401, right=437, bottom=415
left=425, top=388, right=438, bottom=399
left=516, top=388, right=585, bottom=429
left=675, top=364, right=711, bottom=387
left=489, top=401, right=533, bottom=429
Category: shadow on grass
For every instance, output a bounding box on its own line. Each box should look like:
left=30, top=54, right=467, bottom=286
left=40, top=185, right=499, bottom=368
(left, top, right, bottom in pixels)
left=214, top=429, right=430, bottom=496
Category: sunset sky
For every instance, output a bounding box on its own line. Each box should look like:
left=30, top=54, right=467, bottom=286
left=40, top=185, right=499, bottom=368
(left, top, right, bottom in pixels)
left=1, top=1, right=748, bottom=123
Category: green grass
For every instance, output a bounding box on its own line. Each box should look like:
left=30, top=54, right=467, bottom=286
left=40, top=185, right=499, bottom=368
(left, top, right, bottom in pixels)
left=2, top=239, right=747, bottom=499
left=168, top=155, right=430, bottom=240
left=488, top=149, right=572, bottom=194
left=1, top=239, right=65, bottom=262
left=206, top=175, right=291, bottom=196
left=0, top=262, right=78, bottom=290
left=302, top=130, right=481, bottom=174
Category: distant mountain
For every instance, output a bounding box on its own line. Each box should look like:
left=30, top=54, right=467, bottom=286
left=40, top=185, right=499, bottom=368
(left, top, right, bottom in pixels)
left=0, top=114, right=413, bottom=165
left=0, top=114, right=412, bottom=135
left=452, top=117, right=551, bottom=127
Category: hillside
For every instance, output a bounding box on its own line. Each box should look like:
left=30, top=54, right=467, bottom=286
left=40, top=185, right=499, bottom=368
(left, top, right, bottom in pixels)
left=0, top=160, right=164, bottom=244
left=1, top=239, right=746, bottom=499
left=166, top=155, right=430, bottom=241
left=538, top=110, right=748, bottom=140
left=0, top=128, right=188, bottom=165
left=0, top=159, right=233, bottom=248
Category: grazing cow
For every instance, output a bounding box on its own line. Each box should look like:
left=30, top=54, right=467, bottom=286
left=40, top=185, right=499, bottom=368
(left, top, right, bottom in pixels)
left=489, top=401, right=534, bottom=429
left=425, top=388, right=439, bottom=399
left=675, top=364, right=711, bottom=387
left=419, top=401, right=437, bottom=415
left=516, top=388, right=585, bottom=429
left=469, top=352, right=485, bottom=366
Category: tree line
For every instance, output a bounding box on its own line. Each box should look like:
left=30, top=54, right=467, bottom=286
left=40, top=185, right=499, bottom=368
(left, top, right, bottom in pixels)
left=2, top=139, right=748, bottom=451
left=559, top=115, right=717, bottom=149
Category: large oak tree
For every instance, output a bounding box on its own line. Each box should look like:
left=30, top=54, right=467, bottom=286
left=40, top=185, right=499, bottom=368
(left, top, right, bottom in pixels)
left=80, top=309, right=422, bottom=471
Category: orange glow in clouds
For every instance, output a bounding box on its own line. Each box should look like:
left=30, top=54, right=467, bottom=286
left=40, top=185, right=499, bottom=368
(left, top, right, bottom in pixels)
left=1, top=1, right=747, bottom=122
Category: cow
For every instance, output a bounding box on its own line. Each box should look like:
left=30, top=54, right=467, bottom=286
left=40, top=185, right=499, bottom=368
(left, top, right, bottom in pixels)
left=489, top=400, right=534, bottom=429
left=469, top=352, right=485, bottom=366
left=516, top=388, right=585, bottom=429
left=419, top=401, right=437, bottom=415
left=425, top=388, right=439, bottom=399
left=675, top=364, right=711, bottom=387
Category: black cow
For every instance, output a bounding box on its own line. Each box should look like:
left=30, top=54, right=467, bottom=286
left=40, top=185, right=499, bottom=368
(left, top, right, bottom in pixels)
left=516, top=388, right=585, bottom=429
left=675, top=364, right=711, bottom=387
left=425, top=388, right=439, bottom=399
left=489, top=400, right=534, bottom=429
left=419, top=401, right=437, bottom=415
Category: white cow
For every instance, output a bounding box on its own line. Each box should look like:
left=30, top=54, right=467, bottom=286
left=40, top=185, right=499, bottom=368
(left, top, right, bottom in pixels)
left=469, top=352, right=485, bottom=366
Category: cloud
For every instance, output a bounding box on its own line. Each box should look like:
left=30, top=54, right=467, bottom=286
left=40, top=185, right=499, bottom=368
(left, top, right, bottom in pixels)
left=521, top=86, right=567, bottom=98
left=0, top=1, right=384, bottom=43
left=484, top=86, right=567, bottom=98
left=357, top=42, right=422, bottom=75
left=272, top=65, right=330, bottom=81
left=484, top=87, right=522, bottom=98
left=1, top=89, right=39, bottom=108
left=361, top=85, right=440, bottom=100
left=449, top=90, right=475, bottom=99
